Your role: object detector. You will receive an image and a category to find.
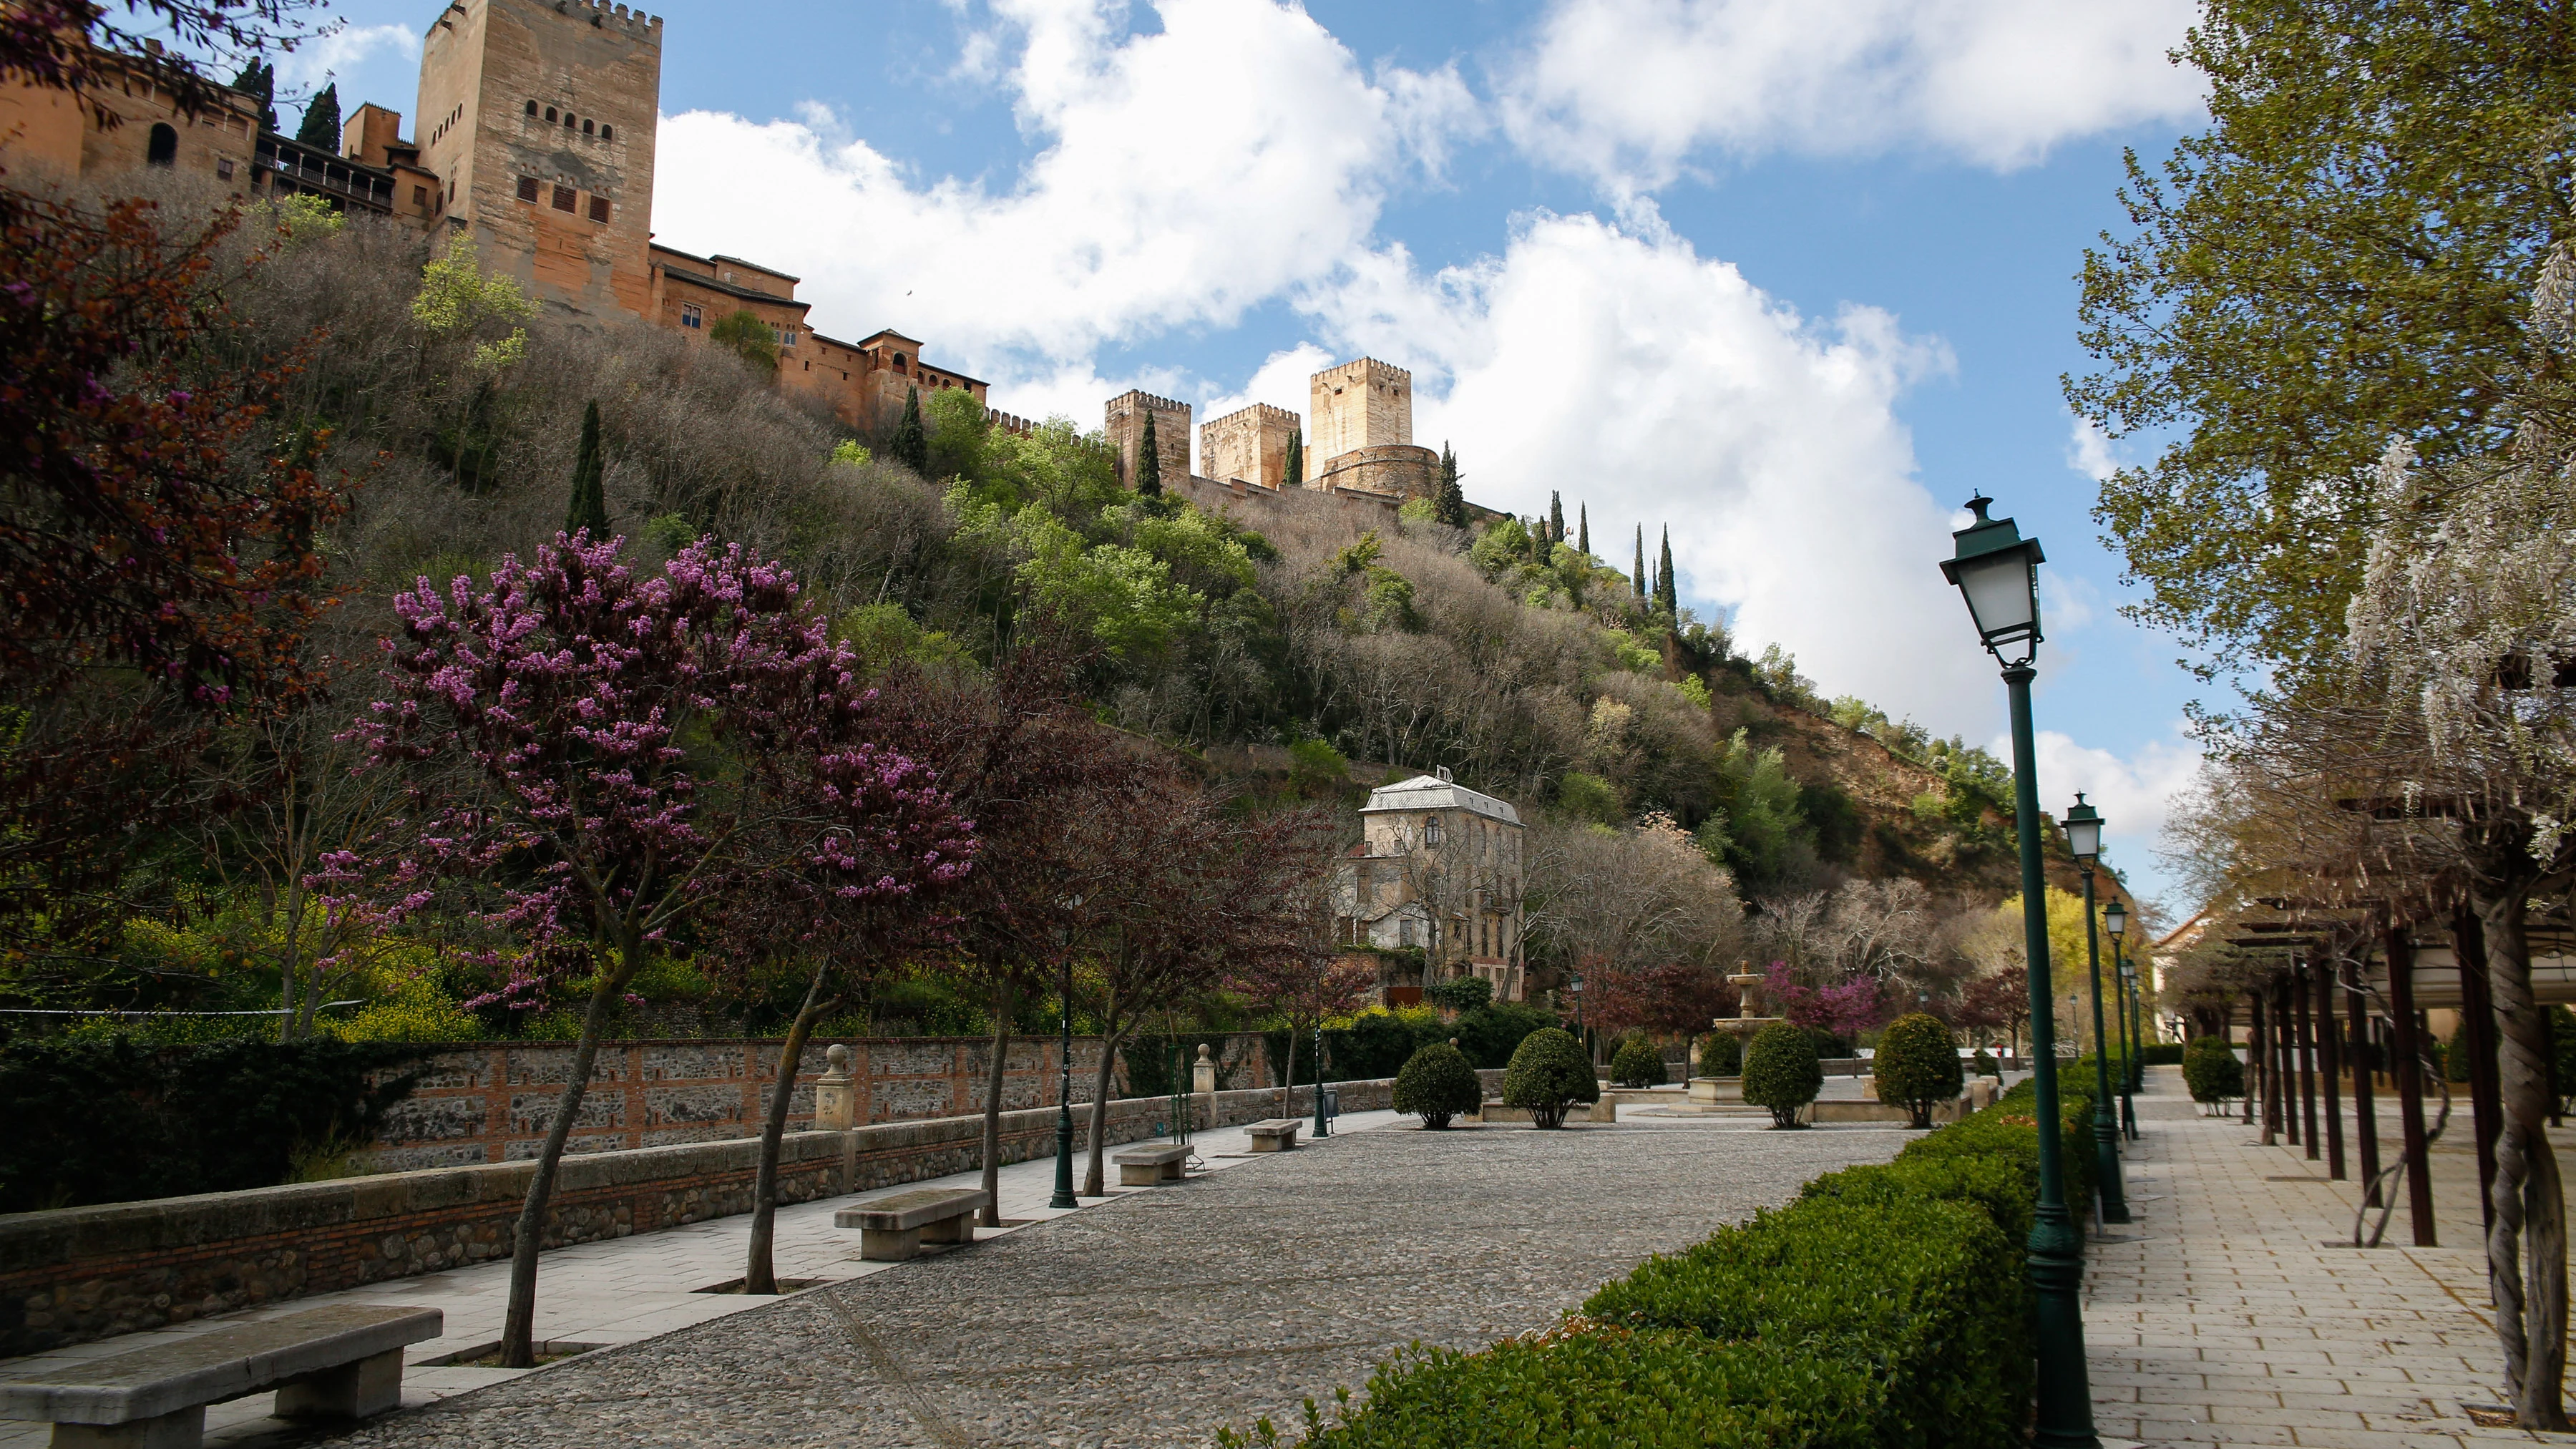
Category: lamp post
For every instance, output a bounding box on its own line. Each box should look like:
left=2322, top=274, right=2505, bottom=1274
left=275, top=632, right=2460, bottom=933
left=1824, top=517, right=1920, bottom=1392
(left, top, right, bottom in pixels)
left=1941, top=495, right=2099, bottom=1449
left=2064, top=796, right=2131, bottom=1226
left=1049, top=899, right=1083, bottom=1211
left=1314, top=1017, right=1330, bottom=1139
left=2107, top=899, right=2140, bottom=1141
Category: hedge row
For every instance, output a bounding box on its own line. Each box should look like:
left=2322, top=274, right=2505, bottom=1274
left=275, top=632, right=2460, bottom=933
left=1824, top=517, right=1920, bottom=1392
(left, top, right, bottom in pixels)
left=1226, top=1067, right=2109, bottom=1447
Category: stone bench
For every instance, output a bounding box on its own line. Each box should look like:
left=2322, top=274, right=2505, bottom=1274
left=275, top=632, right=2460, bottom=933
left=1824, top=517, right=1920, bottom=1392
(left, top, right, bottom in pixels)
left=0, top=1302, right=441, bottom=1449
left=1112, top=1142, right=1191, bottom=1186
left=834, top=1187, right=990, bottom=1261
left=1244, top=1118, right=1302, bottom=1152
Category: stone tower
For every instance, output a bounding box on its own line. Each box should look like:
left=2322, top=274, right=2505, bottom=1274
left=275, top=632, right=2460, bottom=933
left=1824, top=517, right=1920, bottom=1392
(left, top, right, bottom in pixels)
left=1308, top=357, right=1436, bottom=499
left=1199, top=403, right=1299, bottom=490
left=1106, top=389, right=1191, bottom=488
left=416, top=0, right=662, bottom=318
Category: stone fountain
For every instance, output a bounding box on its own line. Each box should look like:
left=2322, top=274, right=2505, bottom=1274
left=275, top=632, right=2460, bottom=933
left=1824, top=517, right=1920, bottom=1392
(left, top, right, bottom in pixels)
left=1687, top=965, right=1785, bottom=1105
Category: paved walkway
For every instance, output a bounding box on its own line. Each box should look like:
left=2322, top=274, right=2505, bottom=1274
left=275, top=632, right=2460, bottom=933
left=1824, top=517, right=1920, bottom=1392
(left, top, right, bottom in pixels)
left=0, top=1108, right=1404, bottom=1448
left=2090, top=1066, right=2576, bottom=1448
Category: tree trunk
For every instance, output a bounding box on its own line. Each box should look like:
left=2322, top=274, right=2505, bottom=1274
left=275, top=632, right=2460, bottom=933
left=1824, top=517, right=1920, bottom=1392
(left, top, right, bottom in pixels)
left=745, top=967, right=834, bottom=1295
left=499, top=948, right=636, bottom=1368
left=2477, top=882, right=2570, bottom=1430
left=1280, top=1025, right=1299, bottom=1121
left=978, top=980, right=1013, bottom=1228
left=1082, top=1025, right=1125, bottom=1198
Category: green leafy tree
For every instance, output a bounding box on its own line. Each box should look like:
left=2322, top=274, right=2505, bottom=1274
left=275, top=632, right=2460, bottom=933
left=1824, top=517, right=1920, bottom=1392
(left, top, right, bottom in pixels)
left=1501, top=1026, right=1599, bottom=1128
left=1137, top=408, right=1163, bottom=496
left=708, top=310, right=779, bottom=372
left=2182, top=1034, right=2245, bottom=1108
left=2068, top=0, right=2576, bottom=683
left=1872, top=1013, right=1963, bottom=1129
left=890, top=384, right=928, bottom=473
left=1633, top=525, right=1647, bottom=599
left=1393, top=1042, right=1482, bottom=1128
left=1285, top=429, right=1303, bottom=487
left=1434, top=441, right=1466, bottom=525
left=1548, top=491, right=1565, bottom=546
left=1742, top=1021, right=1822, bottom=1128
left=294, top=80, right=338, bottom=148
left=230, top=59, right=276, bottom=130
left=1712, top=728, right=1810, bottom=889
left=565, top=399, right=608, bottom=538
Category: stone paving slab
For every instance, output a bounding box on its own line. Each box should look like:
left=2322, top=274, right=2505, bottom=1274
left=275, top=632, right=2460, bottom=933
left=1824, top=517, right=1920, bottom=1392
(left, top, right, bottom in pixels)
left=311, top=1116, right=1908, bottom=1448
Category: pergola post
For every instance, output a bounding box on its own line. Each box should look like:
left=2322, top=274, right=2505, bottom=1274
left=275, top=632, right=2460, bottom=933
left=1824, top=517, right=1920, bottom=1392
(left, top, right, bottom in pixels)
left=2316, top=955, right=2345, bottom=1180
left=2274, top=977, right=2297, bottom=1147
left=2385, top=924, right=2436, bottom=1246
left=2251, top=989, right=2273, bottom=1141
left=2345, top=954, right=2381, bottom=1205
left=2295, top=964, right=2321, bottom=1161
left=2456, top=903, right=2504, bottom=1236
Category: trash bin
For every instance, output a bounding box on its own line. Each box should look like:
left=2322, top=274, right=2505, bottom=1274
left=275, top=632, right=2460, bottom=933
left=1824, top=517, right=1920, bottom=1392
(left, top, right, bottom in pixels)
left=1323, top=1087, right=1340, bottom=1120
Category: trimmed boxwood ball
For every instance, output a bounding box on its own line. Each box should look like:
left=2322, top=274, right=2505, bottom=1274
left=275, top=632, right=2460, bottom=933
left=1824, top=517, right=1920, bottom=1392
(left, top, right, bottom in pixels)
left=1740, top=1022, right=1822, bottom=1128
left=1873, top=1013, right=1965, bottom=1128
left=1609, top=1035, right=1666, bottom=1088
left=1501, top=1027, right=1599, bottom=1128
left=2182, top=1033, right=2245, bottom=1108
left=1392, top=1043, right=1481, bottom=1129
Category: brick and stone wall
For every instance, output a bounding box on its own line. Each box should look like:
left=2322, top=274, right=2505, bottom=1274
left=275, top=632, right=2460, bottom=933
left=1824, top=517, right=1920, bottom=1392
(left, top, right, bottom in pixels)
left=365, top=1032, right=1272, bottom=1171
left=0, top=1079, right=1389, bottom=1356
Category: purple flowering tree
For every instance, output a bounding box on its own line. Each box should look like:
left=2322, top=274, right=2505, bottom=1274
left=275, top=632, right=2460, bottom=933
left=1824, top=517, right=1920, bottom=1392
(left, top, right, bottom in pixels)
left=338, top=532, right=852, bottom=1367
left=1762, top=962, right=1890, bottom=1043
left=714, top=731, right=976, bottom=1292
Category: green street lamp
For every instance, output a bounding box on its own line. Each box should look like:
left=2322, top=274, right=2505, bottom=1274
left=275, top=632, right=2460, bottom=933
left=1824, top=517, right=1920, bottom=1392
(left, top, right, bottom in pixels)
left=2107, top=899, right=2140, bottom=1140
left=1941, top=495, right=2099, bottom=1449
left=1050, top=901, right=1085, bottom=1211
left=1313, top=1018, right=1330, bottom=1139
left=2064, top=796, right=2132, bottom=1226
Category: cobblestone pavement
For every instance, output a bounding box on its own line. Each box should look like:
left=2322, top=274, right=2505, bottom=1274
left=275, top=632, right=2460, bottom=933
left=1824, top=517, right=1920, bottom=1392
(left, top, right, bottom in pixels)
left=2090, top=1068, right=2576, bottom=1448
left=326, top=1118, right=1906, bottom=1448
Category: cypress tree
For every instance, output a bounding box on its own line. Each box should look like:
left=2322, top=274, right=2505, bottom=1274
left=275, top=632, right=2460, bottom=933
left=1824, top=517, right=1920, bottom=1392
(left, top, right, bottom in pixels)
left=1284, top=429, right=1303, bottom=487
left=1137, top=409, right=1163, bottom=496
left=566, top=400, right=608, bottom=538
left=1632, top=525, right=1648, bottom=599
left=892, top=386, right=928, bottom=473
left=1548, top=492, right=1565, bottom=547
left=296, top=82, right=341, bottom=150
left=1657, top=527, right=1679, bottom=614
left=1577, top=504, right=1590, bottom=557
left=1435, top=442, right=1466, bottom=525
left=232, top=60, right=277, bottom=132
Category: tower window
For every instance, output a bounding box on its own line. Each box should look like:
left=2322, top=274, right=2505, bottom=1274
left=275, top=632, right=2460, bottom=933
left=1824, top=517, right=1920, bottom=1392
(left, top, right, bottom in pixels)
left=551, top=185, right=577, bottom=213
left=545, top=107, right=557, bottom=122
left=412, top=184, right=426, bottom=206
left=216, top=157, right=235, bottom=180
left=563, top=112, right=575, bottom=128
left=600, top=125, right=612, bottom=141
left=517, top=175, right=539, bottom=202
left=525, top=99, right=537, bottom=117
left=681, top=303, right=701, bottom=328
left=582, top=119, right=593, bottom=135
left=587, top=195, right=608, bottom=223
left=145, top=122, right=177, bottom=166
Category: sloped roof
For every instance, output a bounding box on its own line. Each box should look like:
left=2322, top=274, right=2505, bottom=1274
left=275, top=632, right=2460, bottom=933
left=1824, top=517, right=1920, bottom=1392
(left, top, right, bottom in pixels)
left=1361, top=774, right=1521, bottom=826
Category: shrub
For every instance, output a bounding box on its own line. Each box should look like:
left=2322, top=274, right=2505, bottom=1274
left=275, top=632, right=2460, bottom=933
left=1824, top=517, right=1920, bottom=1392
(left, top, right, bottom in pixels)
left=1873, top=1013, right=1965, bottom=1128
left=2137, top=1042, right=2185, bottom=1066
left=2181, top=1035, right=2245, bottom=1106
left=1425, top=976, right=1493, bottom=1013
left=1393, top=1043, right=1483, bottom=1129
left=1453, top=1000, right=1556, bottom=1068
left=1697, top=1030, right=1742, bottom=1076
left=1501, top=1028, right=1599, bottom=1128
left=1741, top=1022, right=1822, bottom=1128
left=1609, top=1034, right=1667, bottom=1088
left=1800, top=1152, right=2038, bottom=1251
left=1970, top=1047, right=1996, bottom=1079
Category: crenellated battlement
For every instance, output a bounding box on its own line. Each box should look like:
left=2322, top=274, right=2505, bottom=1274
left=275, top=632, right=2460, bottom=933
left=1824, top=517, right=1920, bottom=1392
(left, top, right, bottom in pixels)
left=572, top=0, right=663, bottom=41
left=1107, top=388, right=1189, bottom=414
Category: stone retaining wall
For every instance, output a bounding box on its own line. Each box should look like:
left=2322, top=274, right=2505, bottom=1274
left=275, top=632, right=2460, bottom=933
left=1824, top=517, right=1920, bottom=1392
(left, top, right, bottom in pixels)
left=366, top=1031, right=1272, bottom=1170
left=0, top=1078, right=1389, bottom=1357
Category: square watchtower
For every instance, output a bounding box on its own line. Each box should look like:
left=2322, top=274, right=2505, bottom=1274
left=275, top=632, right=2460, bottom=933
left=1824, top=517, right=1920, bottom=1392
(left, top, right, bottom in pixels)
left=1309, top=357, right=1413, bottom=462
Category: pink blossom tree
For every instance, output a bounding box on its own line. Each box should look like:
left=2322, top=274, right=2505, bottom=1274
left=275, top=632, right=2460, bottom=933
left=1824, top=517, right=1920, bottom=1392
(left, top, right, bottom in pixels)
left=1762, top=962, right=1890, bottom=1043
left=336, top=532, right=856, bottom=1367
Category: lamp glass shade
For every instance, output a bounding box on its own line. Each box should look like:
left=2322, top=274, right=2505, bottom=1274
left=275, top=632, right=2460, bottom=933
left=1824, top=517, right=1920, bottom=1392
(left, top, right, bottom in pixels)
left=2062, top=797, right=2103, bottom=861
left=1955, top=549, right=2038, bottom=645
left=2104, top=899, right=2127, bottom=937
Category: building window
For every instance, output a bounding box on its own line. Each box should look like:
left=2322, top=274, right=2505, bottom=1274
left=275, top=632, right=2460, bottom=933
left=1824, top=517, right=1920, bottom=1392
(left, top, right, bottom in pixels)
left=563, top=112, right=576, bottom=128
left=582, top=119, right=593, bottom=135
left=600, top=125, right=612, bottom=141
left=803, top=360, right=811, bottom=371
left=517, top=175, right=539, bottom=203
left=551, top=184, right=576, bottom=213
left=545, top=106, right=557, bottom=122
left=892, top=353, right=907, bottom=371
left=215, top=157, right=235, bottom=180
left=146, top=123, right=177, bottom=166
left=525, top=99, right=537, bottom=117
left=411, top=184, right=426, bottom=207
left=781, top=326, right=796, bottom=348
left=587, top=195, right=608, bottom=223
left=681, top=303, right=702, bottom=329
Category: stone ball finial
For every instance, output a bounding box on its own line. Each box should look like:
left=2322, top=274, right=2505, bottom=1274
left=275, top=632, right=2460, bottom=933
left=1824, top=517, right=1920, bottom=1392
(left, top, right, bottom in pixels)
left=825, top=1043, right=852, bottom=1074
left=1196, top=1043, right=1214, bottom=1063
left=1449, top=1038, right=1460, bottom=1049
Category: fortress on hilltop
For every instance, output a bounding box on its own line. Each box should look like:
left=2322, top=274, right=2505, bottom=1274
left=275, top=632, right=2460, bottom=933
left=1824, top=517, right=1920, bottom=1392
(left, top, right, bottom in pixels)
left=0, top=0, right=1455, bottom=517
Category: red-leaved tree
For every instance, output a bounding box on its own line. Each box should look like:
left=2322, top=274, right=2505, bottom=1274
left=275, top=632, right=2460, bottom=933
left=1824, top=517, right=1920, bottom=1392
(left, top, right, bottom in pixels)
left=336, top=532, right=851, bottom=1367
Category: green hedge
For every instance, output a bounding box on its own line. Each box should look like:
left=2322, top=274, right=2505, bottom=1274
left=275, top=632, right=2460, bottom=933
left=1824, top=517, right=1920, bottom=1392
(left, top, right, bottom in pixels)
left=1222, top=1064, right=2096, bottom=1447
left=2137, top=1043, right=2185, bottom=1066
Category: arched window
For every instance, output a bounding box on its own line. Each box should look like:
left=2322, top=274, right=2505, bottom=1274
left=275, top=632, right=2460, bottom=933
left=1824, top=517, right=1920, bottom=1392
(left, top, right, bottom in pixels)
left=582, top=119, right=593, bottom=135
left=525, top=99, right=537, bottom=117
left=145, top=123, right=177, bottom=165
left=545, top=106, right=557, bottom=122
left=563, top=112, right=575, bottom=128
left=600, top=125, right=612, bottom=141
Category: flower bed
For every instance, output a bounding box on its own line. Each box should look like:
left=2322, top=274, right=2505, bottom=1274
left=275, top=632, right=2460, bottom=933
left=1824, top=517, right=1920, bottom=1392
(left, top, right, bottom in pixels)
left=1224, top=1071, right=2102, bottom=1447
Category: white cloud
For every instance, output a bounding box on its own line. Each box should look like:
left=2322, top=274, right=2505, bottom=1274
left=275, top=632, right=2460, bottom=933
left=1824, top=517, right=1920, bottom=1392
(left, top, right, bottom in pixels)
left=2065, top=411, right=2120, bottom=484
left=1499, top=0, right=2205, bottom=192
left=276, top=21, right=417, bottom=98
left=650, top=0, right=1471, bottom=374
left=2025, top=724, right=2204, bottom=904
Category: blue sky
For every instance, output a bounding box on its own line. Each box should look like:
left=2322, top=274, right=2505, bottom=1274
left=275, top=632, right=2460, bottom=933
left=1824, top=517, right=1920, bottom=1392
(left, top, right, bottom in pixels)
left=274, top=0, right=2210, bottom=910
